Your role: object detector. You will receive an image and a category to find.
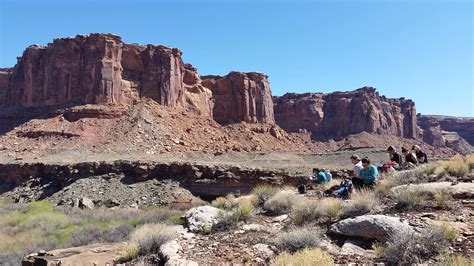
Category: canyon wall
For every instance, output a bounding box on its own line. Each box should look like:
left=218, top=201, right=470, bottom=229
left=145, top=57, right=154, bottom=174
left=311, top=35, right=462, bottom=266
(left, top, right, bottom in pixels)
left=273, top=87, right=417, bottom=140
left=0, top=68, right=11, bottom=106
left=418, top=115, right=474, bottom=154
left=202, top=72, right=275, bottom=124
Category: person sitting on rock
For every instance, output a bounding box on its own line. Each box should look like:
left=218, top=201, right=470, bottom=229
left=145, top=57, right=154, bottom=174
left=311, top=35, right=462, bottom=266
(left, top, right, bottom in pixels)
left=312, top=168, right=329, bottom=184
left=324, top=169, right=333, bottom=182
left=402, top=146, right=418, bottom=168
left=353, top=157, right=378, bottom=189
left=381, top=146, right=402, bottom=172
left=412, top=145, right=428, bottom=164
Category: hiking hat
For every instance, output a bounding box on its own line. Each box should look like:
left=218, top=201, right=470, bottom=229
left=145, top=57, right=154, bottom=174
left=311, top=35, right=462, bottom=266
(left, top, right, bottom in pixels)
left=350, top=154, right=360, bottom=160
left=387, top=145, right=395, bottom=152
left=402, top=147, right=409, bottom=153
left=412, top=144, right=420, bottom=150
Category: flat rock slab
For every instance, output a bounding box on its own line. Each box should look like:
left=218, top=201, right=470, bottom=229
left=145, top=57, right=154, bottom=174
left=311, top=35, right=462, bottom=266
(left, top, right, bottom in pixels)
left=329, top=215, right=415, bottom=243
left=391, top=182, right=474, bottom=199
left=22, top=242, right=127, bottom=266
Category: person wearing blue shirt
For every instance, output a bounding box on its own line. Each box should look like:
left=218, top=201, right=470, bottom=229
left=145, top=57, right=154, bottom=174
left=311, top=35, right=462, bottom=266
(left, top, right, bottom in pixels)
left=312, top=168, right=328, bottom=184
left=353, top=157, right=378, bottom=189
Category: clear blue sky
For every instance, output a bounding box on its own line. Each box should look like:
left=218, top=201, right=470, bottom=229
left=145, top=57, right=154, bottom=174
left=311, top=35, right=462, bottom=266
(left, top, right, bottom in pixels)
left=1, top=0, right=472, bottom=116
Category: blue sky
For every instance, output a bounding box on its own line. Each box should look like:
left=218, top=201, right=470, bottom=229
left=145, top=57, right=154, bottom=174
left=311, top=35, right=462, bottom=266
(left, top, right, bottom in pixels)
left=1, top=0, right=472, bottom=116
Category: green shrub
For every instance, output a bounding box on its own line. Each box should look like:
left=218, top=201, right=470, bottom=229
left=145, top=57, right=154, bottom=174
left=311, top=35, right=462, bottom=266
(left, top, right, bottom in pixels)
left=434, top=189, right=451, bottom=209
left=130, top=223, right=177, bottom=255
left=252, top=185, right=281, bottom=206
left=264, top=191, right=301, bottom=215
left=271, top=248, right=334, bottom=266
left=291, top=200, right=320, bottom=225
left=274, top=228, right=322, bottom=253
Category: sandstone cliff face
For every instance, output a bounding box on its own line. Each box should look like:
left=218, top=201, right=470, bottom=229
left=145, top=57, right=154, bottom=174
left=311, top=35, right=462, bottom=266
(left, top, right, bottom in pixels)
left=0, top=68, right=12, bottom=106
left=202, top=72, right=275, bottom=124
left=274, top=87, right=417, bottom=140
left=418, top=115, right=474, bottom=154
left=4, top=34, right=190, bottom=110
left=182, top=64, right=214, bottom=117
left=6, top=34, right=124, bottom=108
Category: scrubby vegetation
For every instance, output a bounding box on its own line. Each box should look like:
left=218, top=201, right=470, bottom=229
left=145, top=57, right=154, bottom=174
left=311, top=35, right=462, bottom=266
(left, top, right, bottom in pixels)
left=130, top=223, right=178, bottom=255
left=252, top=185, right=281, bottom=207
left=378, top=223, right=458, bottom=265
left=264, top=191, right=302, bottom=215
left=0, top=199, right=183, bottom=264
left=341, top=189, right=379, bottom=217
left=212, top=196, right=254, bottom=231
left=272, top=248, right=334, bottom=266
left=274, top=227, right=322, bottom=253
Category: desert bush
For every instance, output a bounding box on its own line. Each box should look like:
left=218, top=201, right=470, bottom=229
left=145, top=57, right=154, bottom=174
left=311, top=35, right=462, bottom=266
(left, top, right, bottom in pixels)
left=121, top=244, right=140, bottom=262
left=393, top=189, right=433, bottom=210
left=211, top=194, right=237, bottom=210
left=130, top=223, right=178, bottom=255
left=437, top=255, right=474, bottom=266
left=318, top=198, right=343, bottom=220
left=213, top=203, right=254, bottom=232
left=271, top=248, right=334, bottom=266
left=291, top=200, right=320, bottom=225
left=291, top=197, right=344, bottom=224
left=434, top=189, right=451, bottom=209
left=274, top=227, right=322, bottom=253
left=341, top=189, right=379, bottom=218
left=252, top=185, right=281, bottom=206
left=264, top=191, right=301, bottom=215
left=382, top=223, right=458, bottom=264
left=466, top=154, right=474, bottom=170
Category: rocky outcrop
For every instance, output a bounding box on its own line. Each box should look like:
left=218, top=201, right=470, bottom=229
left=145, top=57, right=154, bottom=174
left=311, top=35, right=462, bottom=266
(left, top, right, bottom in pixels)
left=3, top=34, right=191, bottom=111
left=202, top=72, right=275, bottom=124
left=6, top=34, right=125, bottom=108
left=121, top=43, right=186, bottom=107
left=182, top=64, right=214, bottom=117
left=418, top=115, right=474, bottom=154
left=183, top=206, right=225, bottom=232
left=391, top=182, right=474, bottom=199
left=273, top=87, right=417, bottom=140
left=0, top=68, right=11, bottom=106
left=329, top=214, right=415, bottom=243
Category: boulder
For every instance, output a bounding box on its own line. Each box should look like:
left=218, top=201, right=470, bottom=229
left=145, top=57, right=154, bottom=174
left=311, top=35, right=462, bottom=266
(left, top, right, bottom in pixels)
left=22, top=242, right=127, bottom=266
left=273, top=87, right=417, bottom=140
left=391, top=182, right=474, bottom=199
left=183, top=206, right=224, bottom=233
left=79, top=197, right=94, bottom=209
left=329, top=214, right=415, bottom=242
left=202, top=72, right=275, bottom=124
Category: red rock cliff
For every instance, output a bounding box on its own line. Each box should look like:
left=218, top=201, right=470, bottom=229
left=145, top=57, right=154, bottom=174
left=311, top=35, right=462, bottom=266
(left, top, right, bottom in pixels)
left=4, top=34, right=189, bottom=109
left=273, top=87, right=417, bottom=140
left=202, top=72, right=275, bottom=124
left=6, top=34, right=124, bottom=107
left=0, top=68, right=11, bottom=106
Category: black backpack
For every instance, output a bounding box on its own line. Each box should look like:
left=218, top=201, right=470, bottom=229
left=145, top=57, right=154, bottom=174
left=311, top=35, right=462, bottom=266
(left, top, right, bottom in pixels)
left=298, top=184, right=307, bottom=194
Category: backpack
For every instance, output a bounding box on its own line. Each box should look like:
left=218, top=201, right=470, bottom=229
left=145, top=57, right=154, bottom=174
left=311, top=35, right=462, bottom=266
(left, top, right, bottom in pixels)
left=298, top=184, right=307, bottom=194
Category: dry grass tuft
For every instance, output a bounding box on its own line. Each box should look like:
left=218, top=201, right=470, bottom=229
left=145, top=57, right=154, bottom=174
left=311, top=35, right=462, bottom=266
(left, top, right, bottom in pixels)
left=381, top=223, right=458, bottom=265
left=271, top=248, right=334, bottom=266
left=252, top=185, right=281, bottom=207
left=341, top=189, right=380, bottom=218
left=130, top=223, right=178, bottom=255
left=264, top=191, right=302, bottom=215
left=466, top=154, right=474, bottom=170
left=274, top=227, right=322, bottom=253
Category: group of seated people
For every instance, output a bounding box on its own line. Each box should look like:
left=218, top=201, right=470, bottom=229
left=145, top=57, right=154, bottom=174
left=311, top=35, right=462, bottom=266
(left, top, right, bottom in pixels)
left=309, top=145, right=429, bottom=191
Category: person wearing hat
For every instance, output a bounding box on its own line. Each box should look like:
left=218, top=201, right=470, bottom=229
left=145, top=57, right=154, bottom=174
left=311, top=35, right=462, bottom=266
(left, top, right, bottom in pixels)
left=412, top=145, right=428, bottom=164
left=351, top=154, right=363, bottom=177
left=402, top=146, right=418, bottom=168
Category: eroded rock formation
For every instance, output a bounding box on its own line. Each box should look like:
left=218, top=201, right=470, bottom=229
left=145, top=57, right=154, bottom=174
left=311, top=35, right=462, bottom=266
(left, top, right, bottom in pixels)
left=273, top=87, right=417, bottom=140
left=0, top=68, right=11, bottom=106
left=418, top=115, right=473, bottom=154
left=202, top=72, right=275, bottom=124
